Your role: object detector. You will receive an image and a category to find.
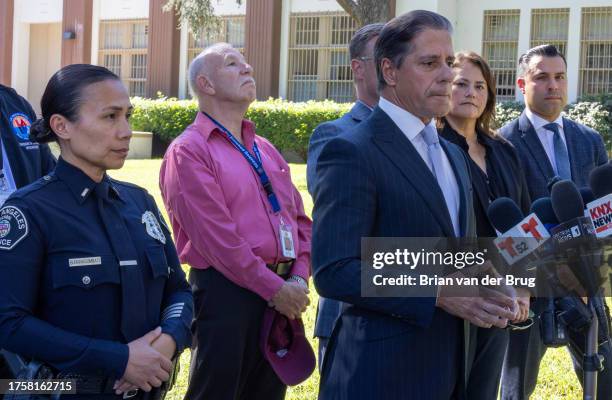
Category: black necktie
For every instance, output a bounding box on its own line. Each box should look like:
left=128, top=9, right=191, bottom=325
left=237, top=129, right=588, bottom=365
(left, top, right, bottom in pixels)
left=94, top=180, right=146, bottom=342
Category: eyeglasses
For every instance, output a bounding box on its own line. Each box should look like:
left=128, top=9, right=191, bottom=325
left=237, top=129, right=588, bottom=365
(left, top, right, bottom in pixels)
left=506, top=309, right=536, bottom=331
left=357, top=56, right=374, bottom=62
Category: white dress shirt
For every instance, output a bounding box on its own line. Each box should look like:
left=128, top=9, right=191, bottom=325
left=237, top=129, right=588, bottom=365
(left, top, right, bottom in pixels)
left=524, top=107, right=567, bottom=175
left=378, top=96, right=461, bottom=235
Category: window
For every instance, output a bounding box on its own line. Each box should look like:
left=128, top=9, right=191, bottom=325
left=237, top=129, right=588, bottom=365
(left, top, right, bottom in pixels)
left=530, top=8, right=569, bottom=56
left=185, top=15, right=246, bottom=95
left=186, top=15, right=246, bottom=70
left=579, top=7, right=612, bottom=96
left=287, top=12, right=357, bottom=102
left=98, top=19, right=148, bottom=97
left=482, top=10, right=520, bottom=102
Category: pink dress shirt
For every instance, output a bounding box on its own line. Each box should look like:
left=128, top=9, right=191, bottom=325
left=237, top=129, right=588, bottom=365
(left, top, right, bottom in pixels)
left=159, top=112, right=312, bottom=301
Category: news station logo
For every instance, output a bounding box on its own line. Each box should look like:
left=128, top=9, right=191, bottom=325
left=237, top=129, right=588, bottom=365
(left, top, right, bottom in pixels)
left=494, top=214, right=550, bottom=265
left=586, top=195, right=612, bottom=237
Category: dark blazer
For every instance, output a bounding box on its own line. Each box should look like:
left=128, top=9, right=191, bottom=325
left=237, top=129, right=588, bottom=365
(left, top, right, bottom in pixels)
left=307, top=101, right=371, bottom=196
left=307, top=101, right=372, bottom=341
left=499, top=111, right=608, bottom=200
left=312, top=106, right=475, bottom=400
left=0, top=85, right=56, bottom=189
left=440, top=123, right=531, bottom=235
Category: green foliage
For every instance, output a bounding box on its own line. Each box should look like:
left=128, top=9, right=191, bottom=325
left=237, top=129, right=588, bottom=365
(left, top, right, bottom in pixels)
left=130, top=97, right=351, bottom=159
left=130, top=97, right=199, bottom=142
left=577, top=93, right=612, bottom=150
left=564, top=101, right=611, bottom=149
left=245, top=99, right=351, bottom=159
left=493, top=101, right=524, bottom=129
left=130, top=97, right=611, bottom=158
left=163, top=0, right=220, bottom=38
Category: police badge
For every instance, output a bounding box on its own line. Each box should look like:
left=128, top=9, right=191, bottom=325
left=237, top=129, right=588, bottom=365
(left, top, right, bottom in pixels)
left=142, top=210, right=166, bottom=244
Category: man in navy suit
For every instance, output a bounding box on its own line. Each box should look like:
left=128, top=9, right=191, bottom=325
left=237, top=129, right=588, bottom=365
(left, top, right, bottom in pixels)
left=312, top=11, right=518, bottom=399
left=500, top=44, right=611, bottom=400
left=306, top=22, right=383, bottom=369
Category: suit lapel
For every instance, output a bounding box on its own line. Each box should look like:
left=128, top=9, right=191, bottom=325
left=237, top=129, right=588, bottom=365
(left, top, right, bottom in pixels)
left=370, top=108, right=455, bottom=237
left=440, top=139, right=469, bottom=236
left=561, top=118, right=581, bottom=180
left=518, top=112, right=555, bottom=181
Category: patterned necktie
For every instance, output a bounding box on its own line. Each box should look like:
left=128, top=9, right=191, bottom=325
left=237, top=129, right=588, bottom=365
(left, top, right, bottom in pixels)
left=94, top=180, right=146, bottom=342
left=420, top=124, right=459, bottom=236
left=544, top=122, right=571, bottom=180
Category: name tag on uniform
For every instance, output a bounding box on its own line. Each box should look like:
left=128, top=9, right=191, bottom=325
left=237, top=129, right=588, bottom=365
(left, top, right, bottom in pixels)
left=69, top=257, right=102, bottom=267
left=279, top=217, right=296, bottom=259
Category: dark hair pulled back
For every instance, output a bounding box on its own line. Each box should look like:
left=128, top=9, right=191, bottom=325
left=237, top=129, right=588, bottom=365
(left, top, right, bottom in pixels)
left=30, top=64, right=120, bottom=143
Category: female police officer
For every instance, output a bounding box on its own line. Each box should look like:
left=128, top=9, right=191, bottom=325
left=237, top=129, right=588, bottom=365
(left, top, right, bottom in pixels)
left=0, top=64, right=192, bottom=399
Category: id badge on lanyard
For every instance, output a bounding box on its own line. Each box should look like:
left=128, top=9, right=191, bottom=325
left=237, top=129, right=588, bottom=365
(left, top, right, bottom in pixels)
left=0, top=171, right=8, bottom=192
left=202, top=112, right=296, bottom=258
left=279, top=216, right=296, bottom=258
left=0, top=170, right=11, bottom=206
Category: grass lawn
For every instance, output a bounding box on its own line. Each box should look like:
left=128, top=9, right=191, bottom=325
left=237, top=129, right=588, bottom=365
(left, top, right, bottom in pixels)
left=110, top=159, right=607, bottom=400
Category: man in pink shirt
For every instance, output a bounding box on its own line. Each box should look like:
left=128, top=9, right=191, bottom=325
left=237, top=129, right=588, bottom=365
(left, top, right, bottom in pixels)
left=159, top=43, right=311, bottom=400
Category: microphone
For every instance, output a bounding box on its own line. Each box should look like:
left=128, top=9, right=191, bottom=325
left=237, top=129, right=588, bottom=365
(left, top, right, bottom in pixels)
left=488, top=197, right=550, bottom=266
left=488, top=197, right=524, bottom=233
left=586, top=164, right=612, bottom=238
left=531, top=197, right=559, bottom=233
left=550, top=180, right=603, bottom=296
left=547, top=175, right=562, bottom=193
left=550, top=179, right=609, bottom=394
left=590, top=164, right=612, bottom=198
left=579, top=187, right=595, bottom=207
left=529, top=197, right=573, bottom=345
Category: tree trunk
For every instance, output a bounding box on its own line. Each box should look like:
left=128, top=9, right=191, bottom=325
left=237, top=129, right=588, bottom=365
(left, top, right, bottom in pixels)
left=336, top=0, right=394, bottom=26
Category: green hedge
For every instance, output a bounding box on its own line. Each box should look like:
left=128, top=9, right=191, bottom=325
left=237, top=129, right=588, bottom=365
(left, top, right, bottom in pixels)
left=130, top=97, right=610, bottom=159
left=130, top=97, right=351, bottom=159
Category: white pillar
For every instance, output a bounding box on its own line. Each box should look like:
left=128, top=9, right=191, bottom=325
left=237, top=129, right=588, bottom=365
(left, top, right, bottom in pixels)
left=278, top=0, right=291, bottom=99
left=11, top=19, right=30, bottom=97
left=91, top=0, right=100, bottom=66
left=178, top=24, right=189, bottom=99
left=515, top=6, right=531, bottom=103
left=566, top=6, right=581, bottom=103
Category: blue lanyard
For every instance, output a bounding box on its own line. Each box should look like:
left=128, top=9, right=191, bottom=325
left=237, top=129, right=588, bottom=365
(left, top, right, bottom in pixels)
left=203, top=111, right=281, bottom=213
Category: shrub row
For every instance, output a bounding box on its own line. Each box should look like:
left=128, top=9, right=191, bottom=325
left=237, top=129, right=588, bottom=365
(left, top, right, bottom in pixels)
left=130, top=97, right=610, bottom=159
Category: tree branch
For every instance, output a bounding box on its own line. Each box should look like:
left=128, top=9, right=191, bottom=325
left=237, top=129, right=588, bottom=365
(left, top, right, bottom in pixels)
left=336, top=0, right=391, bottom=26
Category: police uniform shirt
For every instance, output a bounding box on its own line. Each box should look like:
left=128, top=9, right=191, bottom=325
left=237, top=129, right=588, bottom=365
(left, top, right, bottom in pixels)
left=0, top=84, right=56, bottom=191
left=0, top=135, right=17, bottom=206
left=0, top=158, right=193, bottom=378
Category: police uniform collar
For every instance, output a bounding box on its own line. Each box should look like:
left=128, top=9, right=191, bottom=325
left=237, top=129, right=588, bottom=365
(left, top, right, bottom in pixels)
left=55, top=158, right=123, bottom=204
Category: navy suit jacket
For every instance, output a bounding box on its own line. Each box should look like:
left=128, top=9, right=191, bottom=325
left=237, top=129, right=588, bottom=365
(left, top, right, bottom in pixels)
left=307, top=101, right=371, bottom=196
left=499, top=111, right=608, bottom=200
left=307, top=101, right=372, bottom=340
left=312, top=106, right=475, bottom=399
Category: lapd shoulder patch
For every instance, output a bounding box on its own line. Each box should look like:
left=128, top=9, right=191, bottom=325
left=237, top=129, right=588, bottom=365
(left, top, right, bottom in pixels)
left=0, top=205, right=29, bottom=250
left=142, top=211, right=166, bottom=244
left=9, top=113, right=32, bottom=142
